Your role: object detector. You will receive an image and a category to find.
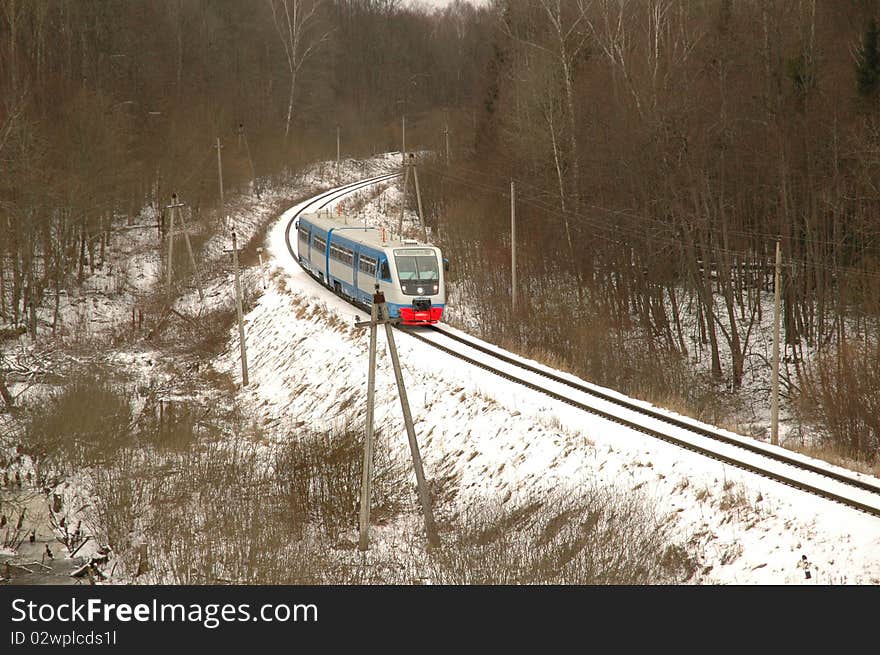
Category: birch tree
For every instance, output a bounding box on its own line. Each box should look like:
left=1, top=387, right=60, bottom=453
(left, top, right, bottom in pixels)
left=266, top=0, right=331, bottom=142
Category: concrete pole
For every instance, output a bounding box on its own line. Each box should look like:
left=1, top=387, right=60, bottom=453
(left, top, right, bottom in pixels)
left=380, top=301, right=439, bottom=547
left=257, top=247, right=267, bottom=289
left=411, top=157, right=427, bottom=241
left=232, top=229, right=249, bottom=387
left=215, top=137, right=224, bottom=222
left=358, top=298, right=380, bottom=551
left=771, top=239, right=781, bottom=445
left=398, top=161, right=410, bottom=238
left=242, top=125, right=256, bottom=191
left=176, top=200, right=204, bottom=303
left=511, top=180, right=516, bottom=311
left=165, top=199, right=175, bottom=294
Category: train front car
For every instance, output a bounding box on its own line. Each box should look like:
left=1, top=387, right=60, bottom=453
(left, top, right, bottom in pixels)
left=293, top=210, right=446, bottom=325
left=384, top=243, right=446, bottom=325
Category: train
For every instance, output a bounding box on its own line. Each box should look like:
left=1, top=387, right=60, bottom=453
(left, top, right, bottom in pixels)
left=293, top=209, right=447, bottom=325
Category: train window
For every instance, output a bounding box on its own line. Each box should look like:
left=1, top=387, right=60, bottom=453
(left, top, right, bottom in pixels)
left=394, top=249, right=439, bottom=281
left=378, top=260, right=391, bottom=281
left=313, top=236, right=326, bottom=252
left=330, top=243, right=353, bottom=265
left=358, top=255, right=377, bottom=276
left=298, top=227, right=309, bottom=244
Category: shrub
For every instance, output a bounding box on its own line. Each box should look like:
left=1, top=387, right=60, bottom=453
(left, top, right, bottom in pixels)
left=22, top=375, right=132, bottom=471
left=798, top=342, right=880, bottom=463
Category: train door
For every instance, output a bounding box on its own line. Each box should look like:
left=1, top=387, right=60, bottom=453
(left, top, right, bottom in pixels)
left=378, top=256, right=392, bottom=284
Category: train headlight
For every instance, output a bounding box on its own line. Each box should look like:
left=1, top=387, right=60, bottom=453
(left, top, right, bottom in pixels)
left=417, top=287, right=424, bottom=295
left=433, top=284, right=439, bottom=293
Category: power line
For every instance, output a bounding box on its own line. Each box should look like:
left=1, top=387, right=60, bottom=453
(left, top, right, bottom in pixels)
left=424, top=165, right=880, bottom=284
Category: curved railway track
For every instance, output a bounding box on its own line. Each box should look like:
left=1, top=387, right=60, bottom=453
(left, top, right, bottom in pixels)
left=281, top=173, right=880, bottom=520
left=397, top=326, right=880, bottom=519
left=283, top=171, right=400, bottom=262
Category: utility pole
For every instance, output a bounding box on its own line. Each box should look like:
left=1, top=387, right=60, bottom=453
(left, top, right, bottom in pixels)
left=256, top=246, right=267, bottom=289
left=355, top=290, right=440, bottom=548
left=336, top=124, right=341, bottom=181
left=240, top=123, right=256, bottom=193
left=398, top=158, right=411, bottom=237
left=167, top=193, right=204, bottom=303
left=771, top=239, right=781, bottom=445
left=380, top=300, right=439, bottom=547
left=443, top=109, right=451, bottom=165
left=358, top=296, right=380, bottom=551
left=401, top=114, right=406, bottom=166
left=231, top=228, right=249, bottom=387
left=411, top=155, right=427, bottom=242
left=180, top=207, right=204, bottom=303
left=215, top=137, right=225, bottom=222
left=511, top=180, right=517, bottom=311
left=165, top=195, right=176, bottom=295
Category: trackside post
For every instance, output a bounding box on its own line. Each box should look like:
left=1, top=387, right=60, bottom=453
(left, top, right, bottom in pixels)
left=231, top=228, right=249, bottom=387
left=355, top=288, right=440, bottom=548
left=357, top=295, right=380, bottom=551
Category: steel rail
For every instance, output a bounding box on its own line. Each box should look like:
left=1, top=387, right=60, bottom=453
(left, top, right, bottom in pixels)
left=280, top=174, right=880, bottom=518
left=418, top=325, right=880, bottom=497
left=283, top=172, right=401, bottom=261
left=398, top=325, right=880, bottom=519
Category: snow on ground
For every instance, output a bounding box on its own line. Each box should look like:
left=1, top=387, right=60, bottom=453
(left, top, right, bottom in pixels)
left=0, top=154, right=403, bottom=584
left=214, top=174, right=880, bottom=585
left=3, top=152, right=879, bottom=585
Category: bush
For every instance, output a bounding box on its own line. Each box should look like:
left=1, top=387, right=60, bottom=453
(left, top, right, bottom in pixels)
left=22, top=375, right=132, bottom=471
left=274, top=426, right=403, bottom=541
left=798, top=342, right=880, bottom=463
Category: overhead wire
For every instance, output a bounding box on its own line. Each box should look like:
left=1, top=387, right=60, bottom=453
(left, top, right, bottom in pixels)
left=422, top=163, right=880, bottom=284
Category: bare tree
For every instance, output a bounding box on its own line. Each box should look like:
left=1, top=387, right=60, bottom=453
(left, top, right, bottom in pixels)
left=266, top=0, right=332, bottom=143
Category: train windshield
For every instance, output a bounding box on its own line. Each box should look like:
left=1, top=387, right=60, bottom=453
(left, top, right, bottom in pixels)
left=394, top=249, right=439, bottom=281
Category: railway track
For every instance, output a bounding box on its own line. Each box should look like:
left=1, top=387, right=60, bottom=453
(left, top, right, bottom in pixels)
left=283, top=171, right=400, bottom=262
left=398, top=323, right=880, bottom=519
left=280, top=173, right=880, bottom=520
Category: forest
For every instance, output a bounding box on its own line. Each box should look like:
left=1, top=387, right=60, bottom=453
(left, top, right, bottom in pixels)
left=2, top=0, right=880, bottom=464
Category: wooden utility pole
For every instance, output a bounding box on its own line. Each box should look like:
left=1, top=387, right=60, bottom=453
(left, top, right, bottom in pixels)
left=411, top=156, right=427, bottom=242
left=511, top=180, right=517, bottom=311
left=355, top=290, right=440, bottom=548
left=358, top=296, right=380, bottom=551
left=401, top=114, right=406, bottom=166
left=232, top=229, right=249, bottom=387
left=771, top=239, right=781, bottom=445
left=215, top=138, right=225, bottom=221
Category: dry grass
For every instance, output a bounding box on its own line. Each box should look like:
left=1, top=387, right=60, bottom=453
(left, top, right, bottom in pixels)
left=425, top=487, right=695, bottom=584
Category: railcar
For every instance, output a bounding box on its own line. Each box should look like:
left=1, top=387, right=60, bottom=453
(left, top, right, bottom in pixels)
left=294, top=210, right=446, bottom=325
